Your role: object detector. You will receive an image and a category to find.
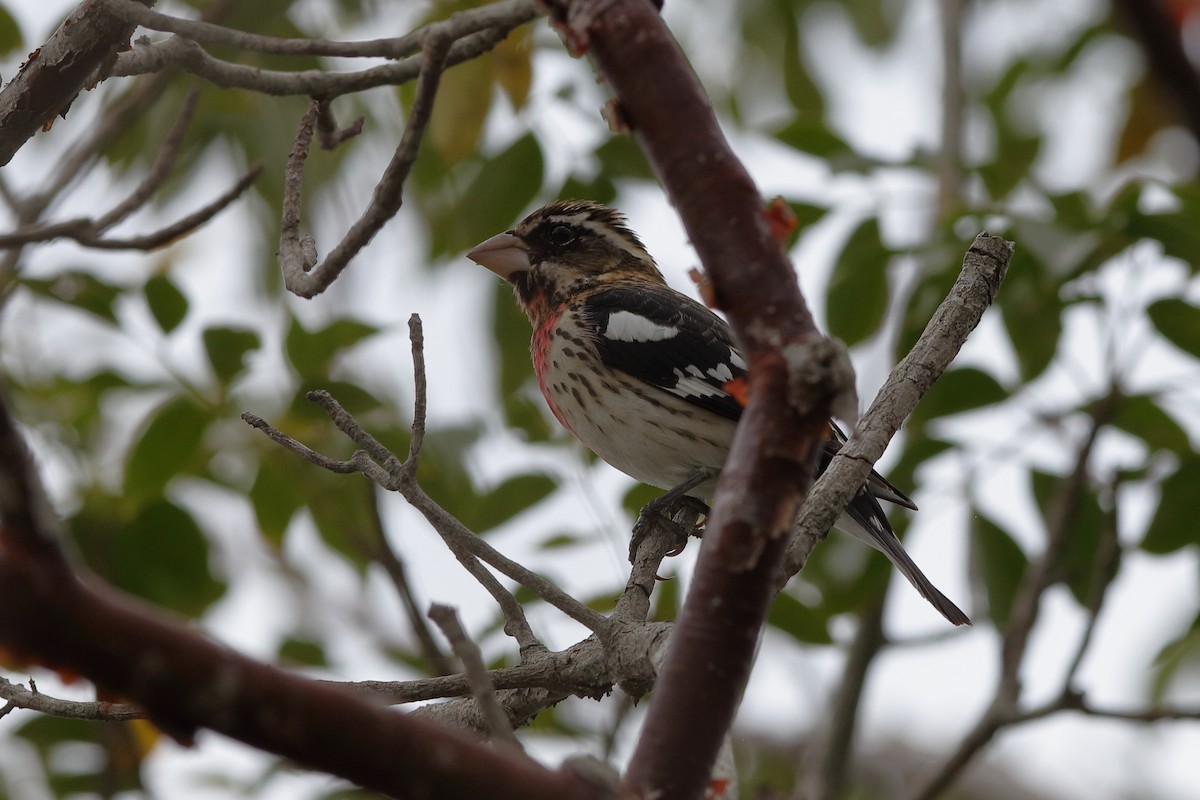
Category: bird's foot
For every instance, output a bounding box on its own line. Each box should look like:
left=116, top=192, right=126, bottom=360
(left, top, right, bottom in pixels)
left=628, top=469, right=715, bottom=563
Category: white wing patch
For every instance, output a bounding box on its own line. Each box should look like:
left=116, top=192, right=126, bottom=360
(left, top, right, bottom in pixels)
left=604, top=310, right=680, bottom=342
left=708, top=363, right=733, bottom=382
left=671, top=368, right=727, bottom=398
left=729, top=349, right=747, bottom=371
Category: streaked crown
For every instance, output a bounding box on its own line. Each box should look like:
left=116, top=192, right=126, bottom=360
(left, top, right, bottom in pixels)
left=468, top=201, right=666, bottom=310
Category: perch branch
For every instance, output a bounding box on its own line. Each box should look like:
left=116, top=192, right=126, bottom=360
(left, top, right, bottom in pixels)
left=781, top=232, right=1013, bottom=585
left=546, top=3, right=843, bottom=798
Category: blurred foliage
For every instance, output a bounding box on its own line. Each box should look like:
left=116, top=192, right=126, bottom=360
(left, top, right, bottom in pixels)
left=3, top=0, right=1200, bottom=796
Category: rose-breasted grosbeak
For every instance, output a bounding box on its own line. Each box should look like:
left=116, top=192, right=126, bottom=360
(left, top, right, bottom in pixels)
left=468, top=200, right=969, bottom=626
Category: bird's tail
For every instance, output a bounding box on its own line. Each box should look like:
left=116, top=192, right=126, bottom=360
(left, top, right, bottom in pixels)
left=837, top=490, right=971, bottom=626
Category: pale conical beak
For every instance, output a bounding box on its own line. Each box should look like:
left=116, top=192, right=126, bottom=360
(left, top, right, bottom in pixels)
left=467, top=232, right=530, bottom=280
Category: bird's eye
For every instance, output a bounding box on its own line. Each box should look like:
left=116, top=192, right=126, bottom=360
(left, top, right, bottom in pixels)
left=548, top=225, right=575, bottom=246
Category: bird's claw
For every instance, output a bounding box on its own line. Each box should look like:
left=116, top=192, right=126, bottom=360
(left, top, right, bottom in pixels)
left=629, top=494, right=708, bottom=563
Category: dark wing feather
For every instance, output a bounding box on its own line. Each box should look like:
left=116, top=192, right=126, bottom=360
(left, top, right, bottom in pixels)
left=584, top=288, right=918, bottom=512
left=824, top=423, right=917, bottom=510
left=582, top=285, right=747, bottom=421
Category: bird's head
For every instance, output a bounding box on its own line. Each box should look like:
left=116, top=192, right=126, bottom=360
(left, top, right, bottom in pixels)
left=467, top=200, right=666, bottom=310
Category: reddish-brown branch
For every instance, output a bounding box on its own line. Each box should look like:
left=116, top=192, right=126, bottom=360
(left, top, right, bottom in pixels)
left=548, top=3, right=831, bottom=798
left=0, top=396, right=605, bottom=800
left=0, top=561, right=604, bottom=799
left=0, top=0, right=144, bottom=167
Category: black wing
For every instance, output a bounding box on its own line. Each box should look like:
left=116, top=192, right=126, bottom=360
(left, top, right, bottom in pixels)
left=581, top=285, right=747, bottom=422
left=584, top=286, right=918, bottom=514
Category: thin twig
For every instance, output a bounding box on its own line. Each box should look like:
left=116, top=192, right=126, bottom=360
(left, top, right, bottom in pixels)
left=0, top=163, right=265, bottom=250
left=109, top=22, right=529, bottom=100
left=906, top=397, right=1112, bottom=800
left=0, top=678, right=144, bottom=721
left=278, top=35, right=451, bottom=297
left=278, top=100, right=320, bottom=275
left=781, top=232, right=1013, bottom=587
left=449, top=550, right=543, bottom=652
left=405, top=314, right=428, bottom=477
left=361, top=482, right=455, bottom=676
left=428, top=603, right=524, bottom=751
left=101, top=0, right=537, bottom=61
left=799, top=599, right=885, bottom=800
left=244, top=388, right=610, bottom=636
left=96, top=86, right=202, bottom=230
left=1063, top=480, right=1122, bottom=686
left=315, top=99, right=365, bottom=149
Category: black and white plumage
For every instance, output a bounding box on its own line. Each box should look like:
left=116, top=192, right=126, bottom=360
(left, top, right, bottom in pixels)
left=468, top=200, right=969, bottom=626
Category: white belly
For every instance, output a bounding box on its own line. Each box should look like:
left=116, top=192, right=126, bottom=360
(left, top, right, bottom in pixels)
left=539, top=336, right=736, bottom=496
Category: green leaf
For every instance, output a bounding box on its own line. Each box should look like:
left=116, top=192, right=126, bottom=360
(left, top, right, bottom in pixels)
left=767, top=591, right=832, bottom=644
left=22, top=271, right=123, bottom=324
left=109, top=500, right=225, bottom=614
left=428, top=51, right=493, bottom=163
left=889, top=434, right=954, bottom=491
left=622, top=482, right=663, bottom=517
left=286, top=316, right=379, bottom=380
left=124, top=397, right=209, bottom=497
left=203, top=326, right=260, bottom=385
left=539, top=533, right=582, bottom=550
left=477, top=473, right=557, bottom=530
left=996, top=248, right=1063, bottom=381
left=787, top=201, right=827, bottom=235
left=0, top=6, right=23, bottom=58
left=774, top=118, right=852, bottom=160
left=493, top=27, right=532, bottom=111
left=911, top=367, right=1007, bottom=424
left=289, top=380, right=383, bottom=420
left=1030, top=470, right=1106, bottom=604
left=1151, top=612, right=1200, bottom=702
left=845, top=0, right=897, bottom=48
left=143, top=273, right=188, bottom=333
left=824, top=217, right=890, bottom=346
left=594, top=135, right=654, bottom=180
left=278, top=636, right=328, bottom=667
left=651, top=568, right=681, bottom=622
left=250, top=458, right=306, bottom=546
left=1124, top=198, right=1200, bottom=271
left=444, top=133, right=544, bottom=256
left=1142, top=456, right=1200, bottom=554
left=779, top=5, right=824, bottom=115
left=558, top=173, right=618, bottom=206
left=1148, top=298, right=1200, bottom=358
left=1109, top=393, right=1191, bottom=455
left=305, top=471, right=378, bottom=570
left=971, top=511, right=1027, bottom=627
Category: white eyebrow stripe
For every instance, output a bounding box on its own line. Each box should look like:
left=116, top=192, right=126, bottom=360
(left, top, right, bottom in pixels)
left=603, top=310, right=680, bottom=342
left=580, top=219, right=635, bottom=251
